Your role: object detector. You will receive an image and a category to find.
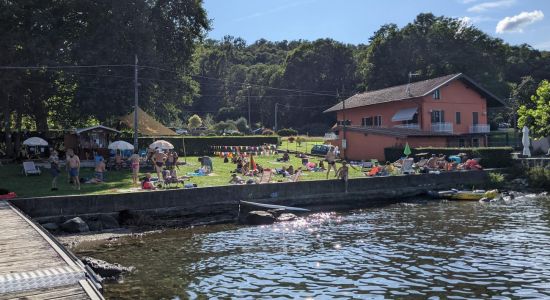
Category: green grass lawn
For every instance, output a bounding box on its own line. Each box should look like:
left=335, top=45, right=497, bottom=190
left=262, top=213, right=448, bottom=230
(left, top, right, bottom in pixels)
left=279, top=136, right=325, bottom=154
left=1, top=153, right=365, bottom=198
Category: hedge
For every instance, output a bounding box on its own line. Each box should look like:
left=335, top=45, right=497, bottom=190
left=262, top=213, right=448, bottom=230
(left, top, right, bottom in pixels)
left=132, top=136, right=280, bottom=156
left=384, top=146, right=513, bottom=168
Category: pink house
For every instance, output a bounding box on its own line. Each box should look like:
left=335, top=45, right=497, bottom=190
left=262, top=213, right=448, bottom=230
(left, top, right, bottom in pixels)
left=324, top=73, right=504, bottom=161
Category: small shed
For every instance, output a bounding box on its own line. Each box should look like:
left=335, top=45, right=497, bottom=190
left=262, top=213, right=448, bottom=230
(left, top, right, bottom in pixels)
left=64, top=125, right=120, bottom=160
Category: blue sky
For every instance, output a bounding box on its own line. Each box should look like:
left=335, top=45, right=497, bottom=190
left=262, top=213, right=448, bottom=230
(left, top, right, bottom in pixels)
left=203, top=0, right=550, bottom=50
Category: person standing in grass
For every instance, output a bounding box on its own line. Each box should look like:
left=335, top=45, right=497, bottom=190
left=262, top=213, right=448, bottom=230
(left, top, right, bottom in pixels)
left=129, top=153, right=141, bottom=185
left=49, top=150, right=60, bottom=191
left=67, top=148, right=81, bottom=190
left=152, top=149, right=167, bottom=180
left=325, top=147, right=338, bottom=179
left=336, top=161, right=357, bottom=193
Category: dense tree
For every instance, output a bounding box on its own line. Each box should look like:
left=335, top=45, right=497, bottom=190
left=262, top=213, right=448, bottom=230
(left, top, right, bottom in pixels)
left=2, top=8, right=550, bottom=158
left=188, top=114, right=202, bottom=129
left=518, top=80, right=550, bottom=139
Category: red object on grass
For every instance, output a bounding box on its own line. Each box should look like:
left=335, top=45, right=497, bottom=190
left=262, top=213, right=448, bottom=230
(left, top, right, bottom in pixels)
left=0, top=192, right=17, bottom=200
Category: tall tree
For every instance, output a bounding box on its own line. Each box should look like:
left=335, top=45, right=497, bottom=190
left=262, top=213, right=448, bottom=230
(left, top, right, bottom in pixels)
left=517, top=80, right=550, bottom=139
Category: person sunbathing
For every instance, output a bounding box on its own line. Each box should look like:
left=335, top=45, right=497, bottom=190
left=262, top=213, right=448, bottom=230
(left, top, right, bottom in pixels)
left=277, top=151, right=290, bottom=162
left=88, top=157, right=106, bottom=183
left=229, top=174, right=245, bottom=184
left=141, top=173, right=156, bottom=190
left=426, top=154, right=438, bottom=169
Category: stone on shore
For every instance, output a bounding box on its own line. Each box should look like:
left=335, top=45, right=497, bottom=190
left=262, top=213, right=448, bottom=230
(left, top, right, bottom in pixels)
left=277, top=213, right=297, bottom=222
left=42, top=222, right=59, bottom=232
left=81, top=256, right=134, bottom=281
left=245, top=211, right=275, bottom=225
left=61, top=217, right=90, bottom=233
left=99, top=214, right=120, bottom=229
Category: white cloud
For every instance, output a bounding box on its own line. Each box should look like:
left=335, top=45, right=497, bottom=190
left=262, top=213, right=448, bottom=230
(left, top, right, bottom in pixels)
left=461, top=0, right=478, bottom=4
left=467, top=0, right=516, bottom=13
left=496, top=10, right=544, bottom=33
left=459, top=15, right=495, bottom=25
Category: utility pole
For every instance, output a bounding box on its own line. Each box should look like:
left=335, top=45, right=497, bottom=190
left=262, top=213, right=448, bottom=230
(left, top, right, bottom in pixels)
left=133, top=55, right=139, bottom=152
left=340, top=89, right=347, bottom=160
left=247, top=85, right=251, bottom=134
left=274, top=103, right=278, bottom=131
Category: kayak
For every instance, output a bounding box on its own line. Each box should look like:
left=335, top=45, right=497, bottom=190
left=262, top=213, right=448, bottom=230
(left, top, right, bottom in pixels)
left=428, top=189, right=499, bottom=201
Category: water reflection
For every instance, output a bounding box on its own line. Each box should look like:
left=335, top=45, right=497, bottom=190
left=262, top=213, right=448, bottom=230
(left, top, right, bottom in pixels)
left=75, top=195, right=550, bottom=299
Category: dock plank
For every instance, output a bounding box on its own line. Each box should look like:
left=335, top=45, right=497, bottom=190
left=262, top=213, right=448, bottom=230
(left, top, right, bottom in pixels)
left=0, top=202, right=102, bottom=299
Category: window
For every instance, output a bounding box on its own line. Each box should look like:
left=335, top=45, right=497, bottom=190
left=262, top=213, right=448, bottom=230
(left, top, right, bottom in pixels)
left=362, top=116, right=381, bottom=127
left=402, top=113, right=419, bottom=125
left=472, top=138, right=480, bottom=147
left=472, top=112, right=479, bottom=125
left=455, top=112, right=461, bottom=125
left=459, top=138, right=465, bottom=147
left=431, top=110, right=445, bottom=123
left=433, top=89, right=441, bottom=99
left=362, top=117, right=373, bottom=127
left=374, top=116, right=382, bottom=127
left=338, top=120, right=351, bottom=126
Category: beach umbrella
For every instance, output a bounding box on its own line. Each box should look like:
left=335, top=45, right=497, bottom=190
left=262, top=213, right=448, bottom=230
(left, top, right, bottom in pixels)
left=22, top=137, right=48, bottom=147
left=522, top=126, right=531, bottom=157
left=108, top=140, right=134, bottom=151
left=403, top=142, right=412, bottom=157
left=149, top=140, right=174, bottom=150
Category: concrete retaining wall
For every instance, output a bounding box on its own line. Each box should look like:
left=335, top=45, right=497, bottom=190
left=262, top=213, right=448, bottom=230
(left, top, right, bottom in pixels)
left=10, top=171, right=489, bottom=225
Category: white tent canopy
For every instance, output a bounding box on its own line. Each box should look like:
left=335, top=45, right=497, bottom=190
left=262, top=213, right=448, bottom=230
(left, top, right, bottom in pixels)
left=108, top=140, right=134, bottom=151
left=391, top=107, right=418, bottom=122
left=22, top=137, right=48, bottom=147
left=149, top=140, right=174, bottom=150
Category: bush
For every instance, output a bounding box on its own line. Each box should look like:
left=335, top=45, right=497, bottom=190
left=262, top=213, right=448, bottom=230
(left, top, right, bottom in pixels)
left=234, top=117, right=249, bottom=133
left=527, top=167, right=550, bottom=190
left=277, top=128, right=298, bottom=137
left=287, top=137, right=296, bottom=143
left=262, top=129, right=275, bottom=135
left=298, top=123, right=329, bottom=136
left=383, top=146, right=513, bottom=168
left=487, top=172, right=505, bottom=189
left=296, top=136, right=306, bottom=145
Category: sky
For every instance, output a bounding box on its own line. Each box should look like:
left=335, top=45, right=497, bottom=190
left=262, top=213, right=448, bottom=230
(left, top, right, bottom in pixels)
left=203, top=0, right=550, bottom=50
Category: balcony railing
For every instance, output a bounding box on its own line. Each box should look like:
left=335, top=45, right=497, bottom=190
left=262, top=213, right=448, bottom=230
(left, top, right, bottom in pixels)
left=394, top=124, right=420, bottom=130
left=431, top=122, right=453, bottom=133
left=469, top=124, right=490, bottom=133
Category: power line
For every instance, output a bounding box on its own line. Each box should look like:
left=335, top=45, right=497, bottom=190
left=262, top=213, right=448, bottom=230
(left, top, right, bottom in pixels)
left=139, top=65, right=344, bottom=97
left=0, top=63, right=355, bottom=99
left=0, top=64, right=134, bottom=70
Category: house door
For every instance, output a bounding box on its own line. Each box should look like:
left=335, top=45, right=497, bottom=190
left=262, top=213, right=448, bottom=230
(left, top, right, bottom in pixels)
left=431, top=110, right=445, bottom=123
left=472, top=112, right=479, bottom=125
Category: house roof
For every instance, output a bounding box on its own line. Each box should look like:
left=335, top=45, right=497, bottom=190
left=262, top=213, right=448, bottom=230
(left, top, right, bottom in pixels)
left=76, top=125, right=120, bottom=135
left=119, top=107, right=177, bottom=136
left=324, top=73, right=504, bottom=113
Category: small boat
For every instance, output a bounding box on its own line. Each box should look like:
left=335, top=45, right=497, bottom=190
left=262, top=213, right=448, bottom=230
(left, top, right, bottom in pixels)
left=239, top=200, right=310, bottom=212
left=428, top=189, right=499, bottom=201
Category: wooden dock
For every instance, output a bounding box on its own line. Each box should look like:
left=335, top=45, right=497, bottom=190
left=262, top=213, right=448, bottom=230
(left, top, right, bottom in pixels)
left=0, top=201, right=103, bottom=299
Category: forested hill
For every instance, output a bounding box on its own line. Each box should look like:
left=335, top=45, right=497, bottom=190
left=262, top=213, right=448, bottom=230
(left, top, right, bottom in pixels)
left=191, top=13, right=550, bottom=134
left=1, top=4, right=549, bottom=137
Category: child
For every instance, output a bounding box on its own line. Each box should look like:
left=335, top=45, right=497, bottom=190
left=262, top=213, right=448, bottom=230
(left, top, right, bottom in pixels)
left=129, top=153, right=140, bottom=185
left=49, top=150, right=60, bottom=191
left=141, top=173, right=156, bottom=190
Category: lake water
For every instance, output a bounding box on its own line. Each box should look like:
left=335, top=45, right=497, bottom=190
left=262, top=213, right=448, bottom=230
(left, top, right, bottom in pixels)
left=75, top=194, right=550, bottom=299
